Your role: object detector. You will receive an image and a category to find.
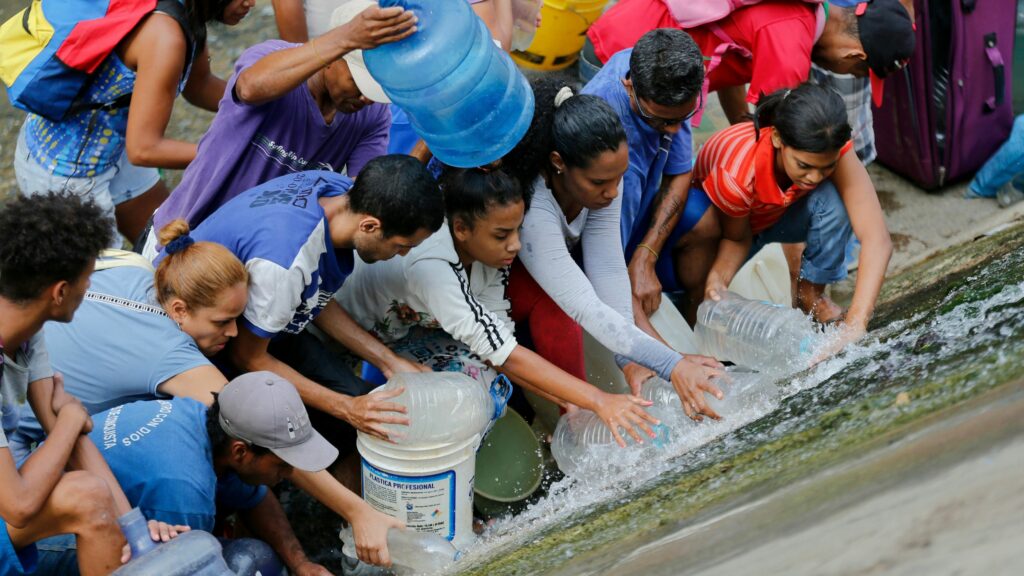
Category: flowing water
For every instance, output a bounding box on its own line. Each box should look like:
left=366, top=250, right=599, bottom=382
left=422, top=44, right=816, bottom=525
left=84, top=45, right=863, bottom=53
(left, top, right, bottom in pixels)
left=452, top=227, right=1024, bottom=575
left=1, top=2, right=1022, bottom=573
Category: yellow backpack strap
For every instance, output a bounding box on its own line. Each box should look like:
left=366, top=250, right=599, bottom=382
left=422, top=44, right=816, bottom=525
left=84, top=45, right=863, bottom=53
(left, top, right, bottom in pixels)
left=95, top=249, right=155, bottom=272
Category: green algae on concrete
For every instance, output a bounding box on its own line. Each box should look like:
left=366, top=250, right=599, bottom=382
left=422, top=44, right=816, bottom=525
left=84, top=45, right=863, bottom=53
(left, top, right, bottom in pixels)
left=459, top=224, right=1024, bottom=576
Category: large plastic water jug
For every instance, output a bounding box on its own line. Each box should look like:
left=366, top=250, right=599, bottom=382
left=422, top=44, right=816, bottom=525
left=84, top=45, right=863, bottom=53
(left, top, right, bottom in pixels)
left=550, top=406, right=673, bottom=477
left=363, top=0, right=534, bottom=168
left=357, top=373, right=511, bottom=549
left=113, top=508, right=233, bottom=575
left=373, top=372, right=510, bottom=445
left=340, top=526, right=461, bottom=575
left=695, top=291, right=823, bottom=376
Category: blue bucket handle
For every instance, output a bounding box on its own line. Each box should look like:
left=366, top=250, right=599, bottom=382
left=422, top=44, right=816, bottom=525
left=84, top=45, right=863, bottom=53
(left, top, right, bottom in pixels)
left=488, top=374, right=513, bottom=421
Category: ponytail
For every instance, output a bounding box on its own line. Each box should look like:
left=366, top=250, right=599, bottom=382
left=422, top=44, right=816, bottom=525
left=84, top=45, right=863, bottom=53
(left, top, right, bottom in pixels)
left=155, top=220, right=248, bottom=310
left=752, top=82, right=851, bottom=153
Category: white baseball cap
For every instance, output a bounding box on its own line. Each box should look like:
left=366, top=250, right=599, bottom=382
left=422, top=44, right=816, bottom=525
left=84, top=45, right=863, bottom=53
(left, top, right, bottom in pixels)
left=330, top=0, right=391, bottom=103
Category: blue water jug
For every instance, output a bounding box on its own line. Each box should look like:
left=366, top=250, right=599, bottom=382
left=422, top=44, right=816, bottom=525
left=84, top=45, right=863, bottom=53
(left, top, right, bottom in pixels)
left=364, top=0, right=534, bottom=168
left=112, top=508, right=233, bottom=575
left=223, top=538, right=287, bottom=576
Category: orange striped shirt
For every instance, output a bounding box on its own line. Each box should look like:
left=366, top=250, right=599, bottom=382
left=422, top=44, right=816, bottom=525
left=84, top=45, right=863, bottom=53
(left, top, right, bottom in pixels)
left=694, top=123, right=852, bottom=234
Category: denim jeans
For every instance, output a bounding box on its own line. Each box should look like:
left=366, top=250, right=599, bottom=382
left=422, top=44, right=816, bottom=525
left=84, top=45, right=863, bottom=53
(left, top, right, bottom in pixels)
left=969, top=114, right=1024, bottom=198
left=750, top=179, right=852, bottom=285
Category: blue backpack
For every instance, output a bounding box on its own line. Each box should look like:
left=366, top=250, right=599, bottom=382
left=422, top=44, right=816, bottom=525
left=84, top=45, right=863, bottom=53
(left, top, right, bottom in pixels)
left=0, top=0, right=196, bottom=121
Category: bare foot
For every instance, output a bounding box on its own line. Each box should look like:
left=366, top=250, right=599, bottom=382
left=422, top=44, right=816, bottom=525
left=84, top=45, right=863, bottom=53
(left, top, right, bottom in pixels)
left=796, top=279, right=845, bottom=324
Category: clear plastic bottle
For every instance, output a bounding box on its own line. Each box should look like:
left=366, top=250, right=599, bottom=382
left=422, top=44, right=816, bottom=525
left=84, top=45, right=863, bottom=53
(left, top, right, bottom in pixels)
left=339, top=526, right=462, bottom=575
left=695, top=291, right=822, bottom=376
left=705, top=368, right=782, bottom=417
left=510, top=0, right=544, bottom=51
left=363, top=0, right=534, bottom=168
left=639, top=372, right=780, bottom=422
left=113, top=508, right=233, bottom=576
left=550, top=407, right=672, bottom=477
left=373, top=372, right=505, bottom=446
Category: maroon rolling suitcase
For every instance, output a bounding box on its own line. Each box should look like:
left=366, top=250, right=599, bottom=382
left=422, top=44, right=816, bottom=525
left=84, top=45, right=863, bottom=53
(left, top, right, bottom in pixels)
left=874, top=0, right=1016, bottom=189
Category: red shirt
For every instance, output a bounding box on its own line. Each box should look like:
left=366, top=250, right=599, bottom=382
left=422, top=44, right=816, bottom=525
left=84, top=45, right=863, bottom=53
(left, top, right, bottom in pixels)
left=588, top=0, right=818, bottom=104
left=695, top=123, right=853, bottom=234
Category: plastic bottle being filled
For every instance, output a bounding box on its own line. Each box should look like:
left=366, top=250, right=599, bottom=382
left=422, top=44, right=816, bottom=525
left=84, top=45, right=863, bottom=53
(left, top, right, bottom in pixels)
left=695, top=291, right=823, bottom=376
left=371, top=372, right=508, bottom=445
left=550, top=406, right=673, bottom=477
left=340, top=526, right=461, bottom=575
left=640, top=369, right=781, bottom=425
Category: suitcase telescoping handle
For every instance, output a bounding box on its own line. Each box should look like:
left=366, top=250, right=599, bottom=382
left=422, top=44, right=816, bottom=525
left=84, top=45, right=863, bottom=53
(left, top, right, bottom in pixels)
left=983, top=33, right=1005, bottom=112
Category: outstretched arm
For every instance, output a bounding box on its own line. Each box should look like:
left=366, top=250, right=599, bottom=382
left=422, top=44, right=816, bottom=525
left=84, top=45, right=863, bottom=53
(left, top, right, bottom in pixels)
left=291, top=469, right=404, bottom=567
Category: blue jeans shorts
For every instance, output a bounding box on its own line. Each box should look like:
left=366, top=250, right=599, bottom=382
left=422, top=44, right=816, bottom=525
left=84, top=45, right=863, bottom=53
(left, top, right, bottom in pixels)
left=14, top=122, right=160, bottom=247
left=660, top=180, right=852, bottom=288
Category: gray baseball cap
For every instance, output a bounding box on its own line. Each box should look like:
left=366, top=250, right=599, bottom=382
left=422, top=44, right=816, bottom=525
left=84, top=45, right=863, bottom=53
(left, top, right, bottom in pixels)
left=218, top=372, right=338, bottom=472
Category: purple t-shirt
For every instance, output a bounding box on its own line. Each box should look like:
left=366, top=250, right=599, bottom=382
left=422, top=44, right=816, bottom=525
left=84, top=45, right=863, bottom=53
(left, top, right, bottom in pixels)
left=154, top=40, right=391, bottom=235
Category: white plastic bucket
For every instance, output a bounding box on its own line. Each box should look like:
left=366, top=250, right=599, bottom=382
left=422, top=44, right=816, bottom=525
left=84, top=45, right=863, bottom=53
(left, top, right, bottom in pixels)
left=357, top=433, right=481, bottom=550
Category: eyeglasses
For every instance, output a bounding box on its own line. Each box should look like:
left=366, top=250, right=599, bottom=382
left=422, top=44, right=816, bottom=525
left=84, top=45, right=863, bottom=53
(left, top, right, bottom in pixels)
left=629, top=85, right=702, bottom=128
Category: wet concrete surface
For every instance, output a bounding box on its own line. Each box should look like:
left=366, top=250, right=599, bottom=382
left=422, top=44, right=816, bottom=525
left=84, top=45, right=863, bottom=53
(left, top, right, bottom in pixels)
left=596, top=384, right=1024, bottom=576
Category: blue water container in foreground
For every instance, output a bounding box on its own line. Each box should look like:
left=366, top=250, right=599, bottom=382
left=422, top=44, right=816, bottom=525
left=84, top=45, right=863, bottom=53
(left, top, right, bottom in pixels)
left=113, top=508, right=233, bottom=575
left=364, top=0, right=534, bottom=168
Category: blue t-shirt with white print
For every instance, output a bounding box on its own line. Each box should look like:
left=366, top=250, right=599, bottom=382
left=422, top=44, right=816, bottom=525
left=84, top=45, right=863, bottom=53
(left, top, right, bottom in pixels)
left=8, top=265, right=210, bottom=464
left=581, top=48, right=694, bottom=252
left=88, top=397, right=267, bottom=532
left=164, top=170, right=356, bottom=339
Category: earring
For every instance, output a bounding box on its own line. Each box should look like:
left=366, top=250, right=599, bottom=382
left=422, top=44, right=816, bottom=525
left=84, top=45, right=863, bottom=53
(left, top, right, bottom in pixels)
left=556, top=169, right=563, bottom=175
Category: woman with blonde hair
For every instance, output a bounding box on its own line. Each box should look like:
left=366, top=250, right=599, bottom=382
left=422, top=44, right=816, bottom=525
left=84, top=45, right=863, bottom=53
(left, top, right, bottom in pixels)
left=8, top=219, right=249, bottom=461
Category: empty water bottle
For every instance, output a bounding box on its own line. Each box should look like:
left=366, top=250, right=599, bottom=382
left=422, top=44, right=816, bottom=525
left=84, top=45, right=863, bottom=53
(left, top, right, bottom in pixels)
left=695, top=291, right=822, bottom=376
left=363, top=0, right=534, bottom=167
left=340, top=526, right=462, bottom=575
left=550, top=407, right=672, bottom=477
left=113, top=508, right=233, bottom=576
left=373, top=372, right=510, bottom=445
left=639, top=372, right=779, bottom=422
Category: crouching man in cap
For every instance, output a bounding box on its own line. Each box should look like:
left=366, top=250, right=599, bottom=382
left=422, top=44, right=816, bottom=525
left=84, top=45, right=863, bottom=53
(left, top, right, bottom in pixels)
left=36, top=371, right=402, bottom=574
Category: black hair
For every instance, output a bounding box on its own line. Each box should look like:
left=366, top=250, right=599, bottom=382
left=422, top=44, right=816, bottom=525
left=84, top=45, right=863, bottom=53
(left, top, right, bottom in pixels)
left=752, top=83, right=852, bottom=153
left=552, top=94, right=627, bottom=169
left=0, top=192, right=112, bottom=303
left=629, top=28, right=704, bottom=107
left=501, top=76, right=565, bottom=191
left=439, top=167, right=526, bottom=228
left=206, top=394, right=272, bottom=457
left=349, top=155, right=445, bottom=238
left=501, top=80, right=627, bottom=188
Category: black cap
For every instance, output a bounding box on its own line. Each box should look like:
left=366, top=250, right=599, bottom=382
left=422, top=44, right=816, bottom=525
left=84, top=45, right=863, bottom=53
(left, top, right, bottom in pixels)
left=856, top=0, right=916, bottom=78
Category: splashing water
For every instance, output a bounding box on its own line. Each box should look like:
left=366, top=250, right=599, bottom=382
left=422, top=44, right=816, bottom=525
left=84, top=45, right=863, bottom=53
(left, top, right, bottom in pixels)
left=450, top=244, right=1024, bottom=576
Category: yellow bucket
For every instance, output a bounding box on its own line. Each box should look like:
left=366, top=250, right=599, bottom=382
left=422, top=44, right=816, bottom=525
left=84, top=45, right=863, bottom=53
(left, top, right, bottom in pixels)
left=512, top=0, right=610, bottom=71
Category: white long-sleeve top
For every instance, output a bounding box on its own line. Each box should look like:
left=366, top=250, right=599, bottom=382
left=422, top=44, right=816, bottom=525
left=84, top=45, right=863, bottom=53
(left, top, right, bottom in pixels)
left=517, top=180, right=683, bottom=380
left=338, top=224, right=517, bottom=366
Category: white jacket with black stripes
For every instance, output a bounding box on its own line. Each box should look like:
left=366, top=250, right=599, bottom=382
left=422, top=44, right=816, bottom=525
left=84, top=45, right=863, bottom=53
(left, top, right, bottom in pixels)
left=337, top=223, right=517, bottom=367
